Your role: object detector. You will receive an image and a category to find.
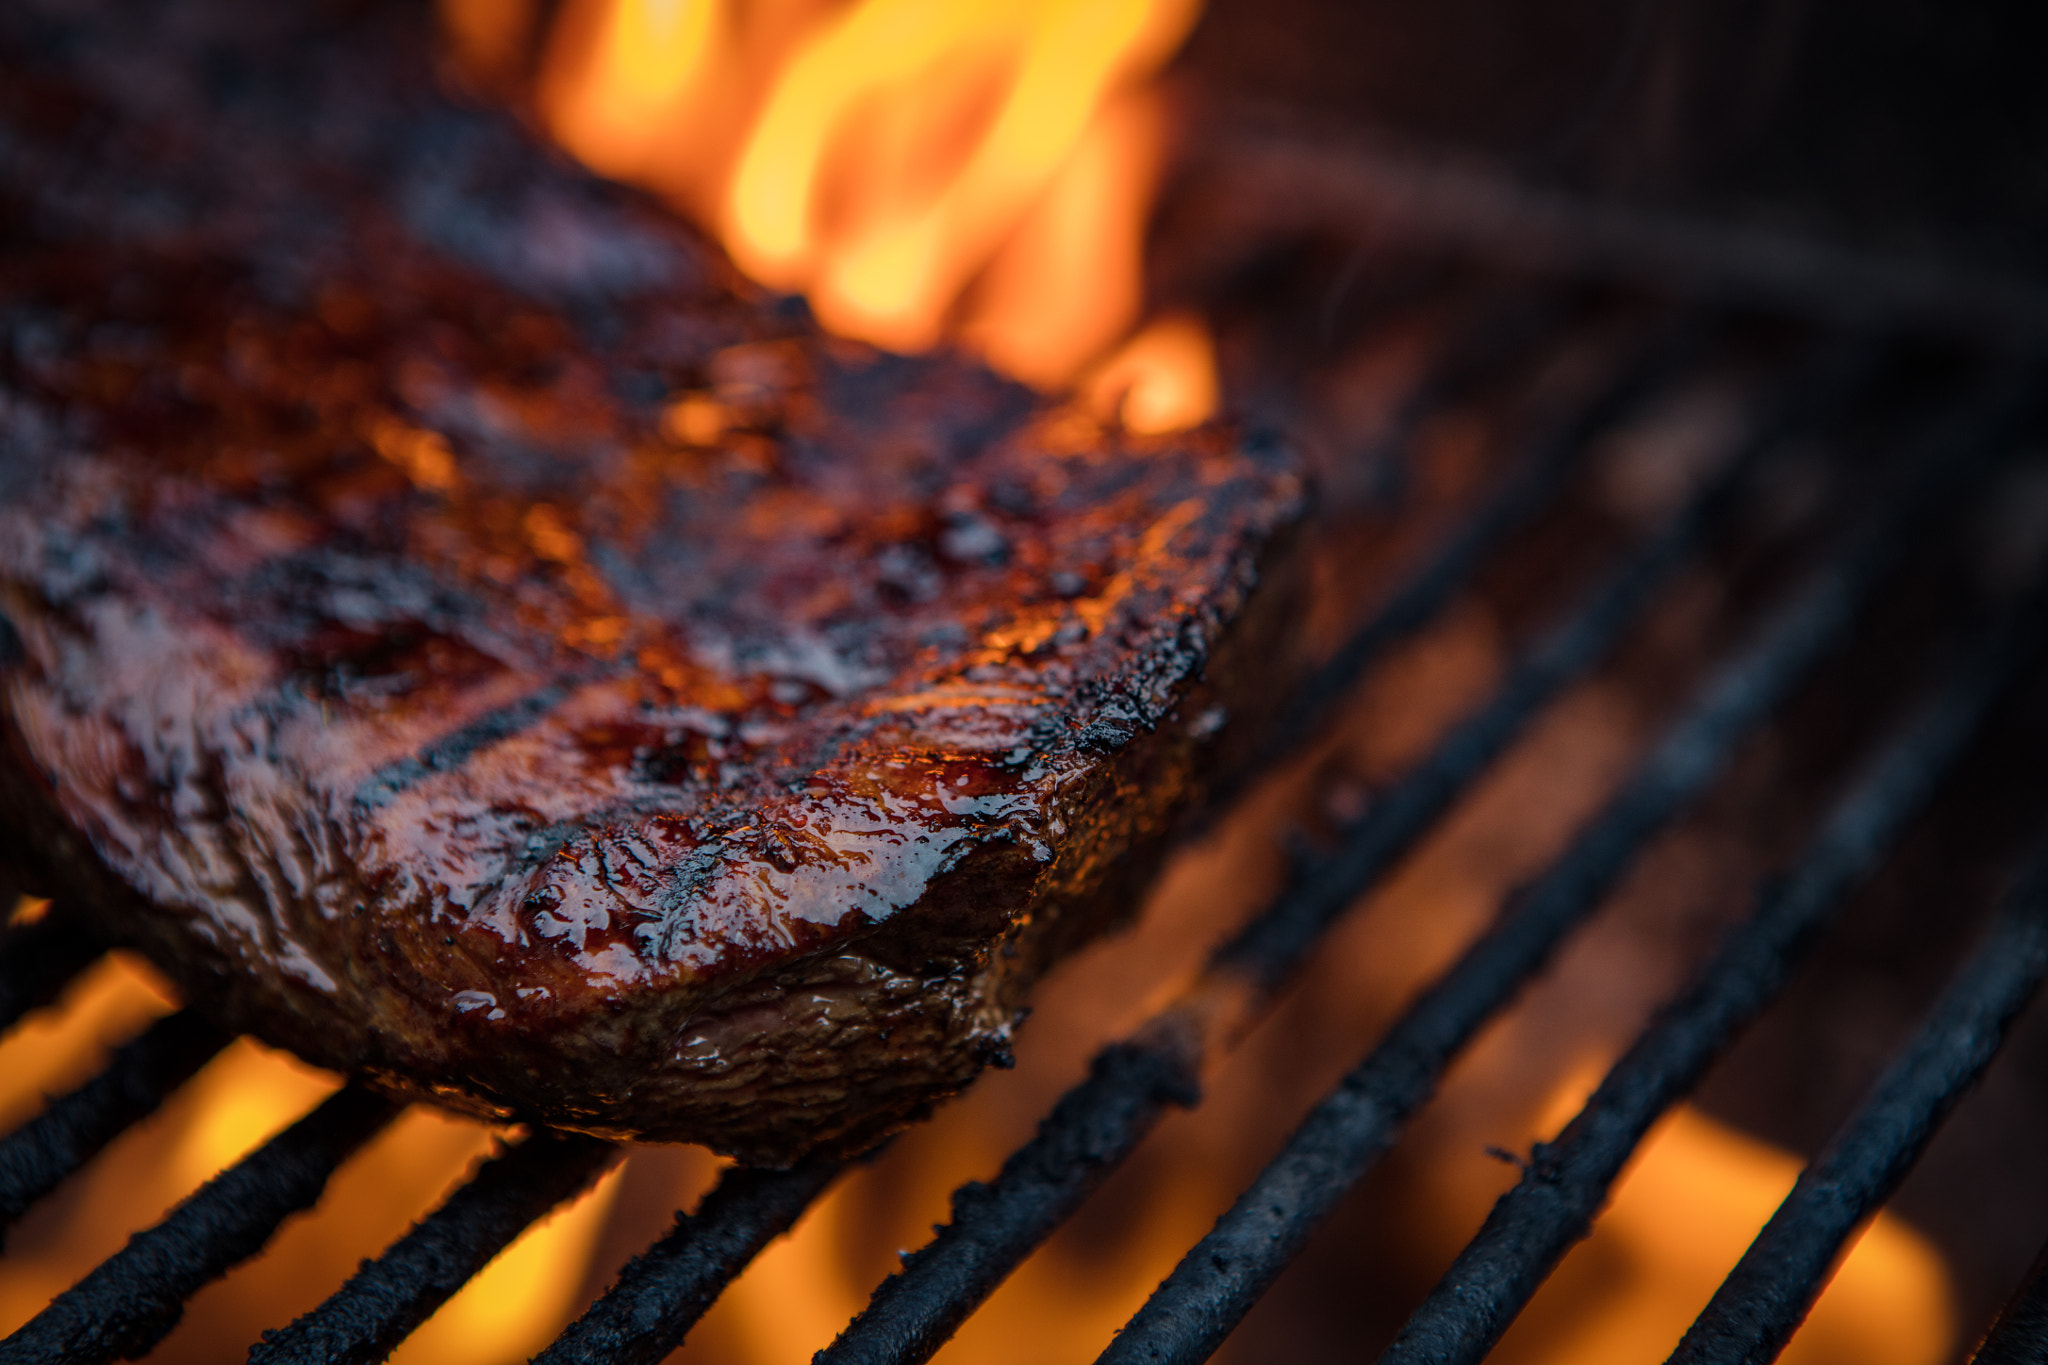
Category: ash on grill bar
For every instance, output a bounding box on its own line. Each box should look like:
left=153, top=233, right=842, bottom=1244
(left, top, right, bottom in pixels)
left=6, top=0, right=2048, bottom=1363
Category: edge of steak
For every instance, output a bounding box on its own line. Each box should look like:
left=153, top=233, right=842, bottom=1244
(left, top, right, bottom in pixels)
left=0, top=0, right=1308, bottom=1164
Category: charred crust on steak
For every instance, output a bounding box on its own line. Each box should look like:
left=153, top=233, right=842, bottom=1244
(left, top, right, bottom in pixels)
left=0, top=0, right=1308, bottom=1163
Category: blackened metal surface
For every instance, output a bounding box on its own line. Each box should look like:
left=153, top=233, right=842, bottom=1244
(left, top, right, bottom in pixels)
left=1380, top=599, right=2036, bottom=1365
left=0, top=915, right=101, bottom=1033
left=812, top=334, right=1867, bottom=1365
left=815, top=1036, right=1203, bottom=1365
left=1668, top=854, right=2048, bottom=1364
left=1212, top=336, right=1876, bottom=992
left=0, top=1008, right=228, bottom=1241
left=532, top=1156, right=845, bottom=1365
left=0, top=1085, right=397, bottom=1365
left=249, top=1129, right=621, bottom=1365
left=1092, top=364, right=2033, bottom=1365
left=1973, top=1235, right=2048, bottom=1365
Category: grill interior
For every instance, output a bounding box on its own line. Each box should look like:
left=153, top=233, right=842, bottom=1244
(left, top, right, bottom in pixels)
left=8, top=234, right=2048, bottom=1363
left=10, top=4, right=2048, bottom=1359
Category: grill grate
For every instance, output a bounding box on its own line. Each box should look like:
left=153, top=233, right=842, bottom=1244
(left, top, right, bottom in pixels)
left=7, top=283, right=2048, bottom=1365
left=0, top=1009, right=227, bottom=1238
left=252, top=1130, right=623, bottom=1365
left=1097, top=354, right=2048, bottom=1365
left=1672, top=850, right=2048, bottom=1365
left=1374, top=600, right=2039, bottom=1365
left=3, top=1087, right=400, bottom=1364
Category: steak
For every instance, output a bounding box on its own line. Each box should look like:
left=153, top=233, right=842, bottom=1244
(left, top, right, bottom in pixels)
left=0, top=0, right=1306, bottom=1163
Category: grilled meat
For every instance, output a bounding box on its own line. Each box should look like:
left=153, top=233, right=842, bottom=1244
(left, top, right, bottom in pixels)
left=0, top=0, right=1305, bottom=1163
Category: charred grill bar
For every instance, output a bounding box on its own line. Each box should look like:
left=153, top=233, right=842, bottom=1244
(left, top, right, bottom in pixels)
left=252, top=1129, right=625, bottom=1365
left=0, top=1008, right=228, bottom=1238
left=807, top=330, right=1872, bottom=1365
left=10, top=4, right=2048, bottom=1365
left=1374, top=602, right=2042, bottom=1365
left=1095, top=360, right=2046, bottom=1365
left=1, top=1087, right=401, bottom=1364
left=1671, top=849, right=2048, bottom=1365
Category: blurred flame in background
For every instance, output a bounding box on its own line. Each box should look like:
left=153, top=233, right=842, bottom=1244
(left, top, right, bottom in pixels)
left=1486, top=1070, right=1953, bottom=1365
left=0, top=948, right=625, bottom=1364
left=449, top=0, right=1214, bottom=430
left=0, top=6, right=1967, bottom=1362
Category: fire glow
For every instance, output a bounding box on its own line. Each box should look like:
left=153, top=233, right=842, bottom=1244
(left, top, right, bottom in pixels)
left=0, top=890, right=1959, bottom=1364
left=447, top=0, right=1215, bottom=432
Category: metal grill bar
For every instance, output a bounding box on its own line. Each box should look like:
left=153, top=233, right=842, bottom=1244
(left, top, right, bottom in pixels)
left=250, top=1129, right=621, bottom=1365
left=1094, top=364, right=2033, bottom=1365
left=0, top=1085, right=398, bottom=1365
left=1667, top=846, right=2048, bottom=1364
left=0, top=915, right=101, bottom=1034
left=533, top=1156, right=844, bottom=1365
left=1380, top=597, right=2034, bottom=1365
left=0, top=1008, right=227, bottom=1241
left=813, top=334, right=1863, bottom=1365
left=1242, top=312, right=1702, bottom=783
left=1972, top=1234, right=2048, bottom=1363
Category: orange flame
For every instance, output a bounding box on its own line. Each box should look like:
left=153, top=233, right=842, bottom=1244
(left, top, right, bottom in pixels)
left=480, top=0, right=1216, bottom=419
left=393, top=1162, right=624, bottom=1365
left=1492, top=1070, right=1955, bottom=1365
left=1080, top=309, right=1219, bottom=434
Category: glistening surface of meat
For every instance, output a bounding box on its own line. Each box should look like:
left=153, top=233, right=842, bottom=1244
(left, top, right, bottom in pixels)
left=0, top=0, right=1305, bottom=1163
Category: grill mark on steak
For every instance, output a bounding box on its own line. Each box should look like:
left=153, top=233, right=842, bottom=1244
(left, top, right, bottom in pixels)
left=354, top=673, right=599, bottom=812
left=0, top=0, right=1309, bottom=1164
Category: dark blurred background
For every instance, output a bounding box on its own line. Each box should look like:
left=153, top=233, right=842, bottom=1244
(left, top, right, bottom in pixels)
left=1172, top=0, right=2048, bottom=288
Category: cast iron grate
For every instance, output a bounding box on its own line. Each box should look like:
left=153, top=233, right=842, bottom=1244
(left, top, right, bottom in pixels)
left=6, top=274, right=2048, bottom=1365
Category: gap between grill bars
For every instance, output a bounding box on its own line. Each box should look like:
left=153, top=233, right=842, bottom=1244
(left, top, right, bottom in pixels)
left=6, top=299, right=2048, bottom=1365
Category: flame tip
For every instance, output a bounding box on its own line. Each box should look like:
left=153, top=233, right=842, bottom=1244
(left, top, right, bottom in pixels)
left=517, top=0, right=1212, bottom=421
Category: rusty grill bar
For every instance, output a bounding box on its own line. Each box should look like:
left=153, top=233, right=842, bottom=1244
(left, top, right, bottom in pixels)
left=6, top=281, right=2048, bottom=1365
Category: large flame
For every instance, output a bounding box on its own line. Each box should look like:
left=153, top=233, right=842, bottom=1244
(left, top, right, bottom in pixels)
left=465, top=0, right=1216, bottom=425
